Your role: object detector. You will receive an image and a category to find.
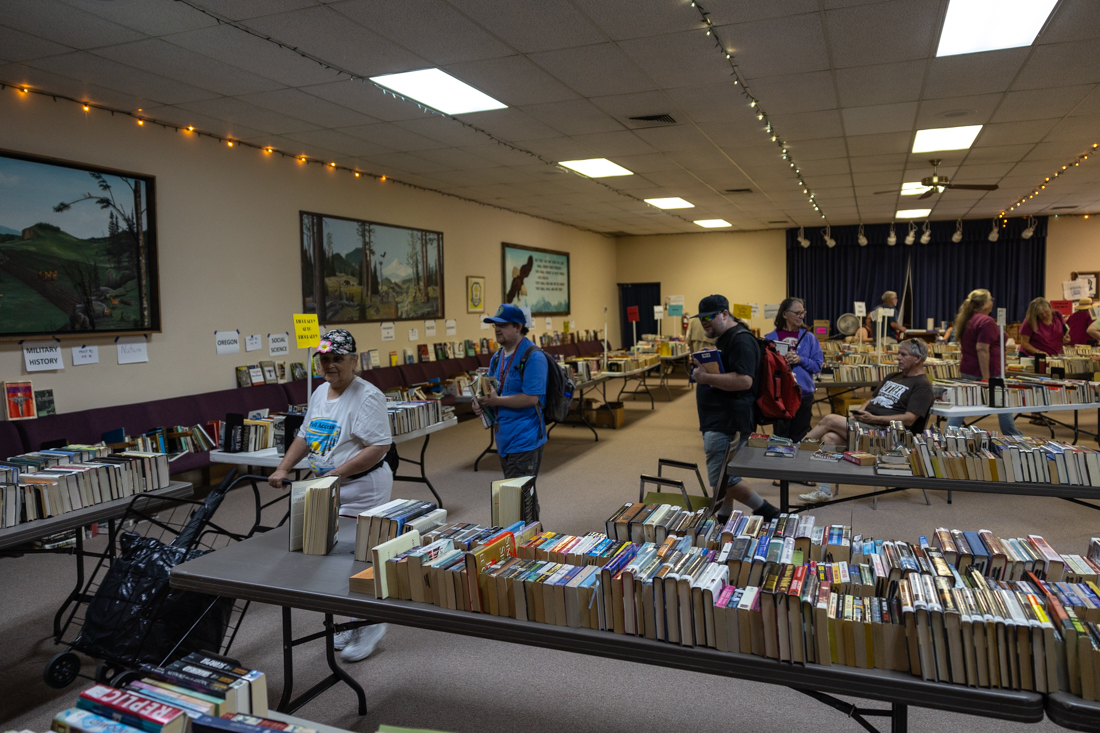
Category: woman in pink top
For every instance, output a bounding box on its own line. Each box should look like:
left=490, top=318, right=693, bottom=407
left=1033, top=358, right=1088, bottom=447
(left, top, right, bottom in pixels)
left=1019, top=297, right=1068, bottom=357
left=946, top=288, right=1021, bottom=435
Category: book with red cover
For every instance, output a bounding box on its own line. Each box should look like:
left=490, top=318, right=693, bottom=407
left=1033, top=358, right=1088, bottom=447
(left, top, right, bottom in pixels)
left=77, top=685, right=187, bottom=733
left=842, top=451, right=876, bottom=466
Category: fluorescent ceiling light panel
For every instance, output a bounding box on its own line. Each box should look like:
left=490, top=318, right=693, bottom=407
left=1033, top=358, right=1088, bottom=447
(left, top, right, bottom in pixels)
left=558, top=158, right=633, bottom=178
left=896, top=209, right=931, bottom=219
left=369, top=68, right=506, bottom=115
left=936, top=0, right=1057, bottom=57
left=645, top=197, right=694, bottom=209
left=912, top=125, right=982, bottom=153
left=901, top=182, right=933, bottom=196
left=695, top=219, right=732, bottom=228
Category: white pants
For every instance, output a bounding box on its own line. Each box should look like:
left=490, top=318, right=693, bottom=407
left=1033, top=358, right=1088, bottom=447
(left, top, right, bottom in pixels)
left=336, top=464, right=394, bottom=517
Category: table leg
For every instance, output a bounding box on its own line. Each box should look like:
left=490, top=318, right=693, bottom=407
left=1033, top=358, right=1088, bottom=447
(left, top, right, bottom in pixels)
left=474, top=431, right=497, bottom=472
left=322, top=615, right=367, bottom=716
left=277, top=610, right=368, bottom=716
left=780, top=480, right=790, bottom=514
left=641, top=371, right=655, bottom=409
left=393, top=433, right=442, bottom=507
left=277, top=607, right=295, bottom=713
left=1074, top=410, right=1081, bottom=445
left=52, top=530, right=85, bottom=643
left=892, top=703, right=907, bottom=733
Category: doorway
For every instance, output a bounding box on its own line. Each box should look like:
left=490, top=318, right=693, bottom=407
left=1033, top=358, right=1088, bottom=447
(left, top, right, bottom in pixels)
left=618, top=282, right=661, bottom=348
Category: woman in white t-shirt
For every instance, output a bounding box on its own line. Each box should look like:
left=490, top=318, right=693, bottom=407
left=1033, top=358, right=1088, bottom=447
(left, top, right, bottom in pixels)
left=268, top=328, right=392, bottom=661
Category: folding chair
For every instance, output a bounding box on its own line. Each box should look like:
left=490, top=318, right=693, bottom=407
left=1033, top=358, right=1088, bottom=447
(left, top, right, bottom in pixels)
left=639, top=458, right=711, bottom=512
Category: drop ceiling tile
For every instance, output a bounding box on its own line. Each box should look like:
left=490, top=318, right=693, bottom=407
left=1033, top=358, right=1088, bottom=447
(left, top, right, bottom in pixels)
left=518, top=136, right=598, bottom=161
left=1, top=0, right=145, bottom=49
left=528, top=43, right=658, bottom=98
left=631, top=124, right=718, bottom=152
left=841, top=102, right=918, bottom=135
left=448, top=0, right=604, bottom=53
left=609, top=153, right=684, bottom=173
left=175, top=96, right=316, bottom=134
left=139, top=105, right=266, bottom=140
left=57, top=0, right=217, bottom=36
left=443, top=55, right=578, bottom=107
left=177, top=0, right=316, bottom=21
left=807, top=174, right=853, bottom=189
left=0, top=61, right=149, bottom=108
left=797, top=157, right=852, bottom=176
left=28, top=52, right=218, bottom=104
left=913, top=95, right=1001, bottom=130
left=824, top=0, right=938, bottom=68
left=282, top=129, right=395, bottom=158
left=791, top=137, right=848, bottom=160
left=1024, top=141, right=1096, bottom=162
left=1039, top=2, right=1100, bottom=44
left=458, top=108, right=559, bottom=143
left=459, top=143, right=545, bottom=167
left=362, top=151, right=451, bottom=174
left=695, top=120, right=771, bottom=147
left=834, top=60, right=925, bottom=107
left=301, top=81, right=424, bottom=122
left=719, top=12, right=829, bottom=79
left=240, top=88, right=378, bottom=128
left=329, top=0, right=512, bottom=65
left=1011, top=40, right=1100, bottom=91
left=923, top=48, right=1029, bottom=100
left=964, top=144, right=1034, bottom=163
left=1042, top=116, right=1100, bottom=145
left=992, top=85, right=1094, bottom=123
left=244, top=6, right=428, bottom=77
left=849, top=154, right=907, bottom=172
left=618, top=30, right=734, bottom=90
left=765, top=110, right=844, bottom=141
left=972, top=120, right=1059, bottom=148
left=846, top=131, right=911, bottom=157
left=339, top=122, right=446, bottom=151
left=744, top=71, right=837, bottom=114
left=952, top=162, right=1014, bottom=180
left=0, top=24, right=72, bottom=62
left=166, top=25, right=344, bottom=87
left=1008, top=160, right=1066, bottom=178
left=387, top=116, right=489, bottom=147
left=570, top=130, right=655, bottom=156
left=518, top=99, right=624, bottom=136
left=92, top=39, right=286, bottom=97
left=576, top=0, right=704, bottom=40
left=643, top=168, right=712, bottom=187
left=260, top=134, right=343, bottom=162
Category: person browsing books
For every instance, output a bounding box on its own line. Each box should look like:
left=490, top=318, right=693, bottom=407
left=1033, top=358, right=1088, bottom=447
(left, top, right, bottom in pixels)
left=880, top=291, right=904, bottom=342
left=764, top=297, right=823, bottom=443
left=945, top=288, right=1021, bottom=436
left=471, top=304, right=548, bottom=479
left=1019, top=296, right=1068, bottom=357
left=797, top=338, right=935, bottom=503
left=691, top=294, right=780, bottom=523
left=1068, top=298, right=1096, bottom=345
left=268, top=328, right=393, bottom=662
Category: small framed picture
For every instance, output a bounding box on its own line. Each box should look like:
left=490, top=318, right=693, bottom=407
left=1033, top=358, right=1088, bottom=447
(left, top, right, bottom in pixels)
left=467, top=275, right=486, bottom=313
left=1073, top=271, right=1099, bottom=298
left=4, top=380, right=37, bottom=420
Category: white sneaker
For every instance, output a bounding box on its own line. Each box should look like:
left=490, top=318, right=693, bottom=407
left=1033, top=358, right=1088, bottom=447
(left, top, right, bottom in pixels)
left=799, top=487, right=833, bottom=504
left=333, top=629, right=354, bottom=651
left=339, top=623, right=386, bottom=662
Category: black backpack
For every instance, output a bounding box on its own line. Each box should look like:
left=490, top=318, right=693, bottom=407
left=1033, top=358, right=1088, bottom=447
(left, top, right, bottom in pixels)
left=490, top=345, right=575, bottom=427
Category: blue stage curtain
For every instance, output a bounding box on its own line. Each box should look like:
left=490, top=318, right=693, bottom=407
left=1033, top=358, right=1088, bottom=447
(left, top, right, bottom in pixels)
left=786, top=217, right=1046, bottom=332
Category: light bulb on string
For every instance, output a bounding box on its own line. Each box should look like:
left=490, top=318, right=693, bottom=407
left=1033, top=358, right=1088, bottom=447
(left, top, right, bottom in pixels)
left=857, top=223, right=868, bottom=247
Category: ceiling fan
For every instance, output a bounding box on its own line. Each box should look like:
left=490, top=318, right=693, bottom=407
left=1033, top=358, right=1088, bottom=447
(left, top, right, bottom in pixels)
left=875, top=159, right=999, bottom=199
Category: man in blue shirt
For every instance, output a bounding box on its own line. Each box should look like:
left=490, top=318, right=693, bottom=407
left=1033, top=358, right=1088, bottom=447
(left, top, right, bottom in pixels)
left=472, top=304, right=548, bottom=478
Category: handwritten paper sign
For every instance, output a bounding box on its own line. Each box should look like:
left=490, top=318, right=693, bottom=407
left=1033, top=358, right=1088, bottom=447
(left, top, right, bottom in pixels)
left=445, top=319, right=456, bottom=336
left=545, top=316, right=553, bottom=330
left=653, top=305, right=664, bottom=319
left=996, top=308, right=1007, bottom=327
left=72, top=345, right=99, bottom=366
left=24, top=340, right=63, bottom=371
left=425, top=320, right=436, bottom=338
left=381, top=322, right=395, bottom=341
left=731, top=304, right=752, bottom=320
left=245, top=334, right=261, bottom=352
left=764, top=304, right=781, bottom=319
left=409, top=328, right=419, bottom=341
left=626, top=306, right=640, bottom=322
left=750, top=303, right=761, bottom=317
left=269, top=333, right=289, bottom=357
left=854, top=301, right=866, bottom=317
left=293, top=314, right=320, bottom=349
left=215, top=330, right=240, bottom=355
left=117, top=336, right=148, bottom=364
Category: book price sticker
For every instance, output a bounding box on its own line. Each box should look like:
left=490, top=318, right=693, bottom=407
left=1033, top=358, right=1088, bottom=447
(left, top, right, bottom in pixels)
left=996, top=307, right=1007, bottom=327
left=408, top=328, right=419, bottom=341
left=380, top=321, right=395, bottom=341
left=245, top=334, right=261, bottom=352
left=731, top=303, right=752, bottom=320
left=215, top=330, right=240, bottom=355
left=854, top=301, right=866, bottom=317
left=293, top=314, right=320, bottom=349
left=425, top=320, right=436, bottom=338
left=23, top=340, right=63, bottom=372
left=445, top=319, right=457, bottom=336
left=72, top=345, right=99, bottom=366
left=269, top=333, right=289, bottom=357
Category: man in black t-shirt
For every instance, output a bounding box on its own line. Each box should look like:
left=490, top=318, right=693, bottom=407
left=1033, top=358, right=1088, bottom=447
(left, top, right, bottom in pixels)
left=692, top=294, right=779, bottom=522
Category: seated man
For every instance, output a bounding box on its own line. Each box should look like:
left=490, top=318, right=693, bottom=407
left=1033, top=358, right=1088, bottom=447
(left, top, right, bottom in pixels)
left=797, top=338, right=934, bottom=503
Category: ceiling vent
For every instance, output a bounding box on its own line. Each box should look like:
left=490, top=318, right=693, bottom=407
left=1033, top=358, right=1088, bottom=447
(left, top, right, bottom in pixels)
left=724, top=188, right=753, bottom=194
left=627, top=114, right=677, bottom=126
left=768, top=220, right=789, bottom=224
left=1051, top=205, right=1077, bottom=210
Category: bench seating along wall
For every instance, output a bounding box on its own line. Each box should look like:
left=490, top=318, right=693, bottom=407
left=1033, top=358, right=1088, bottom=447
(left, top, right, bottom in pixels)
left=4, top=341, right=607, bottom=472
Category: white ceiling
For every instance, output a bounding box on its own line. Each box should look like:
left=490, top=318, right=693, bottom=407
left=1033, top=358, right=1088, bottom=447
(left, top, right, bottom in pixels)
left=3, top=0, right=1099, bottom=234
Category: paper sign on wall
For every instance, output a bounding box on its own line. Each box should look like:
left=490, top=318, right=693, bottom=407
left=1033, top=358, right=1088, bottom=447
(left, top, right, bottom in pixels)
left=409, top=328, right=419, bottom=341
left=480, top=320, right=490, bottom=330
left=667, top=304, right=683, bottom=317
left=563, top=321, right=571, bottom=334
left=293, top=314, right=320, bottom=349
left=545, top=317, right=553, bottom=330
left=626, top=306, right=640, bottom=322
left=245, top=334, right=261, bottom=351
left=269, top=333, right=289, bottom=356
left=425, top=320, right=436, bottom=338
left=24, top=340, right=63, bottom=371
left=1063, top=280, right=1088, bottom=300
left=731, top=303, right=752, bottom=320
left=996, top=308, right=1007, bottom=327
left=854, top=302, right=866, bottom=317
left=72, top=345, right=99, bottom=366
left=653, top=305, right=664, bottom=319
left=750, top=303, right=761, bottom=317
left=445, top=319, right=457, bottom=336
left=381, top=322, right=395, bottom=341
left=215, top=330, right=240, bottom=355
left=667, top=295, right=685, bottom=306
left=116, top=336, right=148, bottom=364
left=764, top=304, right=781, bottom=319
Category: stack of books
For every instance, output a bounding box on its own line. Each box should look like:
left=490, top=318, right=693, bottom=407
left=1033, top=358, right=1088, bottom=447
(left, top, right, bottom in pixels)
left=934, top=376, right=1100, bottom=408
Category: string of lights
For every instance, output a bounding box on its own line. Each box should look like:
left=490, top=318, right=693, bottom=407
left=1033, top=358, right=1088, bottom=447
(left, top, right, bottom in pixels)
left=688, top=1, right=824, bottom=222
left=1000, top=142, right=1099, bottom=220
left=171, top=0, right=700, bottom=227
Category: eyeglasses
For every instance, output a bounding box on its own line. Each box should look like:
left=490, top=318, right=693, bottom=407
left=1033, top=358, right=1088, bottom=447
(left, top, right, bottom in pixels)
left=318, top=354, right=348, bottom=364
left=787, top=310, right=806, bottom=317
left=699, top=311, right=725, bottom=324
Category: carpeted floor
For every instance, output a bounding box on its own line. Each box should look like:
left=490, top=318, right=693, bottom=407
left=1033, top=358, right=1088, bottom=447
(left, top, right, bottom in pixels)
left=2, top=378, right=1096, bottom=732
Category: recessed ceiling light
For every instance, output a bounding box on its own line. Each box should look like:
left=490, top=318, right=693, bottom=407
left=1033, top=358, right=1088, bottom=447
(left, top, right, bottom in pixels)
left=645, top=197, right=694, bottom=209
left=901, top=182, right=933, bottom=196
left=369, top=68, right=506, bottom=115
left=936, top=0, right=1057, bottom=57
left=695, top=219, right=732, bottom=228
left=896, top=209, right=932, bottom=219
left=558, top=159, right=633, bottom=178
left=912, top=125, right=982, bottom=153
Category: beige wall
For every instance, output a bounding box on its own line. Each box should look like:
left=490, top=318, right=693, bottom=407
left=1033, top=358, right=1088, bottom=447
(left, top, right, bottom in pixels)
left=615, top=230, right=788, bottom=334
left=1045, top=215, right=1100, bottom=303
left=0, top=92, right=618, bottom=414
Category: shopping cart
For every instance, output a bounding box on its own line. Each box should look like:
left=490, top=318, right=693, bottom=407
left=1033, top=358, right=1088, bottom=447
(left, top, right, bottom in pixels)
left=43, top=470, right=278, bottom=689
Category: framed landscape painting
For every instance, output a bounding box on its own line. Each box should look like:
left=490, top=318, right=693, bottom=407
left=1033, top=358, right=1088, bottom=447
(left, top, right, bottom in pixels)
left=300, top=212, right=444, bottom=323
left=0, top=149, right=160, bottom=339
left=502, top=242, right=570, bottom=316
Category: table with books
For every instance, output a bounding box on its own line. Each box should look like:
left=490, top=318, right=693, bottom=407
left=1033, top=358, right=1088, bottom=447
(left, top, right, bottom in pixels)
left=170, top=517, right=1051, bottom=732
left=606, top=363, right=661, bottom=409
left=930, top=402, right=1100, bottom=445
left=210, top=417, right=457, bottom=507
left=658, top=353, right=692, bottom=398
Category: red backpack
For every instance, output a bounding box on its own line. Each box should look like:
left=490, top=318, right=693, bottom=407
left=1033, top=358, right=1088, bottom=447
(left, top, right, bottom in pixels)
left=733, top=325, right=802, bottom=424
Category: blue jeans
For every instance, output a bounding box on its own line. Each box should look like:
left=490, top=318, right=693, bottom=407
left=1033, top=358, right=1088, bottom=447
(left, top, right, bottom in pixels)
left=945, top=373, right=1022, bottom=436
left=703, top=431, right=745, bottom=490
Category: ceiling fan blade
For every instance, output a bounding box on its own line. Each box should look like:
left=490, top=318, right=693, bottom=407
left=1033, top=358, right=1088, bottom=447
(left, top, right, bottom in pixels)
left=872, top=190, right=897, bottom=195
left=918, top=187, right=936, bottom=200
left=946, top=183, right=999, bottom=191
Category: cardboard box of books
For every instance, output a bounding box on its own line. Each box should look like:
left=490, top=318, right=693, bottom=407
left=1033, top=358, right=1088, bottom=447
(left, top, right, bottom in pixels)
left=584, top=401, right=624, bottom=429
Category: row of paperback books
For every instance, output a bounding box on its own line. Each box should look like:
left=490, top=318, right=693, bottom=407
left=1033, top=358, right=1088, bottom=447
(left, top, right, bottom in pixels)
left=821, top=360, right=959, bottom=384
left=904, top=433, right=1100, bottom=485
left=1, top=447, right=170, bottom=528
left=537, top=330, right=600, bottom=347
left=934, top=376, right=1100, bottom=407
left=386, top=400, right=446, bottom=436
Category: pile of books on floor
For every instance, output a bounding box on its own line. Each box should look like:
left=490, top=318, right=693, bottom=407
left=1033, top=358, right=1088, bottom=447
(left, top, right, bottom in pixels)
left=935, top=376, right=1100, bottom=408
left=46, top=652, right=271, bottom=733
left=1, top=447, right=171, bottom=528
left=350, top=503, right=1100, bottom=697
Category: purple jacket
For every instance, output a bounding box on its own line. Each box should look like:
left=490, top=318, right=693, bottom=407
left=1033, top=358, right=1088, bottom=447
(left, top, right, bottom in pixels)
left=764, top=328, right=823, bottom=395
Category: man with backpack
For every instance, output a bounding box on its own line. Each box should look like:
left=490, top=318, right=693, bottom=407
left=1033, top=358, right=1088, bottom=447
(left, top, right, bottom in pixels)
left=691, top=295, right=781, bottom=522
left=472, top=304, right=550, bottom=479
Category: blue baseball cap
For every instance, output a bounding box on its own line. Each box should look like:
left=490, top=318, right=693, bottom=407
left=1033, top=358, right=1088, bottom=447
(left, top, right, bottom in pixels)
left=483, top=303, right=528, bottom=326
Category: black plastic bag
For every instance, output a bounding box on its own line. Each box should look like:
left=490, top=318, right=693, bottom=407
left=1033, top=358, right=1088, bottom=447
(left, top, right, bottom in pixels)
left=75, top=531, right=232, bottom=666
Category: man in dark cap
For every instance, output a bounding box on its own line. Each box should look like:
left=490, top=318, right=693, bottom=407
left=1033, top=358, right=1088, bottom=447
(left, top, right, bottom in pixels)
left=692, top=295, right=779, bottom=522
